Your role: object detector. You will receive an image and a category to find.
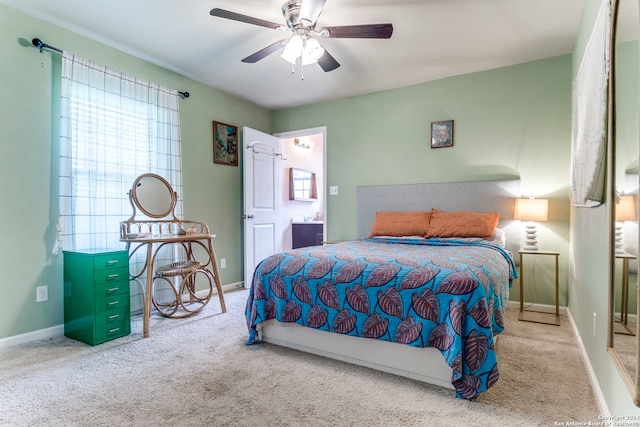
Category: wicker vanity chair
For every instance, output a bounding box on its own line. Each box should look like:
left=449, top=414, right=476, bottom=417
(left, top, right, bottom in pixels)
left=120, top=173, right=226, bottom=321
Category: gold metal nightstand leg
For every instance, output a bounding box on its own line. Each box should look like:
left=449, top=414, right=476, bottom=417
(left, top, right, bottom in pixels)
left=519, top=251, right=524, bottom=318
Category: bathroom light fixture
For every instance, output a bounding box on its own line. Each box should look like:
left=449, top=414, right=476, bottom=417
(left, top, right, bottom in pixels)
left=514, top=197, right=549, bottom=251
left=293, top=138, right=311, bottom=149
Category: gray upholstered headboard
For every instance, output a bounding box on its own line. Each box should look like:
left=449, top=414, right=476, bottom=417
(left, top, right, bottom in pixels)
left=356, top=179, right=521, bottom=258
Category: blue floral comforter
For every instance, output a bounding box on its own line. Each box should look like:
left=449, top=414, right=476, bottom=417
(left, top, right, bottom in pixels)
left=245, top=237, right=518, bottom=399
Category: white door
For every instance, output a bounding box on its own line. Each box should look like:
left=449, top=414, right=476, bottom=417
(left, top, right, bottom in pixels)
left=243, top=127, right=283, bottom=288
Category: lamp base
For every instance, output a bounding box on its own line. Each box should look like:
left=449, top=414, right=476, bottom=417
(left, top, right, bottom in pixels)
left=523, top=224, right=539, bottom=251
left=615, top=222, right=625, bottom=255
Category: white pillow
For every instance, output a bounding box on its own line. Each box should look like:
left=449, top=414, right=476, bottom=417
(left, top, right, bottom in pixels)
left=489, top=228, right=506, bottom=248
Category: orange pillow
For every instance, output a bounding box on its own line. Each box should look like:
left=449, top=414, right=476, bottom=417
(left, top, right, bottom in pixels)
left=369, top=211, right=431, bottom=237
left=425, top=209, right=499, bottom=239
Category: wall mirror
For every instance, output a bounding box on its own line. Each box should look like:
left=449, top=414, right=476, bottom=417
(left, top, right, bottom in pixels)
left=608, top=0, right=640, bottom=406
left=130, top=173, right=177, bottom=218
left=289, top=168, right=318, bottom=201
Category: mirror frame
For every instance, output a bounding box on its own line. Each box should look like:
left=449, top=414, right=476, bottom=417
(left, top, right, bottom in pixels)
left=289, top=167, right=318, bottom=201
left=129, top=173, right=177, bottom=219
left=607, top=0, right=640, bottom=406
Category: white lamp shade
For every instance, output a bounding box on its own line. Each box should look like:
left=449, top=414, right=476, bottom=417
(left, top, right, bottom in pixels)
left=616, top=195, right=637, bottom=222
left=281, top=35, right=303, bottom=64
left=514, top=198, right=549, bottom=222
left=301, top=38, right=325, bottom=65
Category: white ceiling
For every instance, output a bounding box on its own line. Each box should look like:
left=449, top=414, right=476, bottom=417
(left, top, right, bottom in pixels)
left=3, top=0, right=586, bottom=110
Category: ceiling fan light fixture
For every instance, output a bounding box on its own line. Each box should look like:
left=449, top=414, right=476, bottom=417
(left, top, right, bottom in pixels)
left=280, top=34, right=304, bottom=64
left=211, top=3, right=393, bottom=75
left=301, top=37, right=325, bottom=65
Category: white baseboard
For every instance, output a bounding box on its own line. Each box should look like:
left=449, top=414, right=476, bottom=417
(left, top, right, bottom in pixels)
left=0, top=325, right=64, bottom=351
left=0, top=281, right=244, bottom=351
left=566, top=308, right=609, bottom=416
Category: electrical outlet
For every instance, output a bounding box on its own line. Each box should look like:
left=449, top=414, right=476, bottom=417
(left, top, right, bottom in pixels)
left=593, top=312, right=597, bottom=336
left=36, top=285, right=48, bottom=303
left=329, top=186, right=339, bottom=196
left=220, top=258, right=226, bottom=269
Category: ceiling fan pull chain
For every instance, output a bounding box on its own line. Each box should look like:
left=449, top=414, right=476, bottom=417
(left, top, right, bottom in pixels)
left=301, top=63, right=304, bottom=81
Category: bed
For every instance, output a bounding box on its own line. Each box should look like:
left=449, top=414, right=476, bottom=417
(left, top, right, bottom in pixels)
left=245, top=179, right=521, bottom=399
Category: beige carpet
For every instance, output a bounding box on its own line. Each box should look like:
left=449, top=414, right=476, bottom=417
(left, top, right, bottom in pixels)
left=0, top=289, right=600, bottom=426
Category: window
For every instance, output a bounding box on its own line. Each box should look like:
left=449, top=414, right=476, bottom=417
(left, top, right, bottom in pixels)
left=57, top=53, right=182, bottom=252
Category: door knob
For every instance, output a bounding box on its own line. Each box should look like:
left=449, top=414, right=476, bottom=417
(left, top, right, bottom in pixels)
left=242, top=214, right=255, bottom=219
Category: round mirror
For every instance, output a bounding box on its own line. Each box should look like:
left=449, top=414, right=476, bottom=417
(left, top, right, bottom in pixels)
left=130, top=173, right=176, bottom=218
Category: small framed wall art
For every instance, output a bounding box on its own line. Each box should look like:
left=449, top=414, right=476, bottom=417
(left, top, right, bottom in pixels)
left=213, top=121, right=239, bottom=166
left=430, top=120, right=454, bottom=149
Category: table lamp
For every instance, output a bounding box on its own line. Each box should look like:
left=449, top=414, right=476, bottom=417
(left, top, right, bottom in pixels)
left=514, top=197, right=549, bottom=251
left=615, top=194, right=636, bottom=255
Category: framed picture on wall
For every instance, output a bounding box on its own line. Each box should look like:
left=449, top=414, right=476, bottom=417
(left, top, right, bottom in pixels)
left=213, top=121, right=238, bottom=166
left=430, top=120, right=454, bottom=149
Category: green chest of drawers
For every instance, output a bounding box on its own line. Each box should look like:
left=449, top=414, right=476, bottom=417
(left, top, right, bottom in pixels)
left=63, top=249, right=131, bottom=345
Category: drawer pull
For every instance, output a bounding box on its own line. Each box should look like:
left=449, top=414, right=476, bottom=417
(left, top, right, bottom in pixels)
left=108, top=327, right=120, bottom=335
left=105, top=260, right=119, bottom=267
left=106, top=287, right=120, bottom=294
left=107, top=301, right=119, bottom=308
left=105, top=274, right=119, bottom=281
left=107, top=314, right=120, bottom=321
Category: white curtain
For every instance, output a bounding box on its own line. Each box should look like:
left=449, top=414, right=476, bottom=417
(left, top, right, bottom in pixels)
left=570, top=0, right=612, bottom=207
left=57, top=52, right=183, bottom=252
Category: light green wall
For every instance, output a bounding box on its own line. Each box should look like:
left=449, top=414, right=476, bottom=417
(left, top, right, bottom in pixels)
left=570, top=0, right=640, bottom=415
left=0, top=4, right=271, bottom=340
left=273, top=55, right=573, bottom=308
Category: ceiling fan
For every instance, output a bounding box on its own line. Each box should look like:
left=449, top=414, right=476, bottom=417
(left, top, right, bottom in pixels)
left=210, top=0, right=393, bottom=73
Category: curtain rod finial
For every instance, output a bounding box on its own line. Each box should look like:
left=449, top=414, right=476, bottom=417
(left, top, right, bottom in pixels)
left=32, top=38, right=44, bottom=52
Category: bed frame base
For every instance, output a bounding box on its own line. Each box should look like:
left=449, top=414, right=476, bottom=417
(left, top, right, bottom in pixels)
left=257, top=320, right=454, bottom=390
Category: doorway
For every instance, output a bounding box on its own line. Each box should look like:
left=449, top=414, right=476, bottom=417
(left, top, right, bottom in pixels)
left=242, top=126, right=326, bottom=287
left=275, top=127, right=326, bottom=252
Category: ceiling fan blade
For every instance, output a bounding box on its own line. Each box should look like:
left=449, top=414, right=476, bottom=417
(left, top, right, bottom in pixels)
left=317, top=50, right=340, bottom=72
left=319, top=23, right=393, bottom=39
left=241, top=40, right=288, bottom=63
left=210, top=8, right=282, bottom=30
left=300, top=0, right=327, bottom=26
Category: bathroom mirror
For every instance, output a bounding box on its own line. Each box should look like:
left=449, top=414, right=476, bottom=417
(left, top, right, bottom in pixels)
left=130, top=173, right=177, bottom=218
left=608, top=0, right=640, bottom=406
left=289, top=168, right=318, bottom=201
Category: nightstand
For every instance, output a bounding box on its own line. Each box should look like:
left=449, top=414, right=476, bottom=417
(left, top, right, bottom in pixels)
left=518, top=249, right=560, bottom=326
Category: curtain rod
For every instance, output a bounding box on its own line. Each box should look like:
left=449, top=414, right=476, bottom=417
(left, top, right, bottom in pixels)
left=31, top=38, right=190, bottom=99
